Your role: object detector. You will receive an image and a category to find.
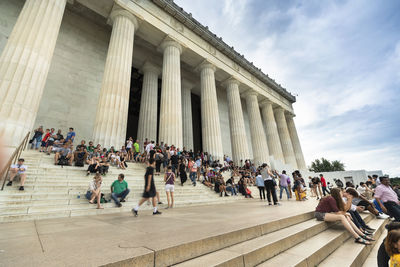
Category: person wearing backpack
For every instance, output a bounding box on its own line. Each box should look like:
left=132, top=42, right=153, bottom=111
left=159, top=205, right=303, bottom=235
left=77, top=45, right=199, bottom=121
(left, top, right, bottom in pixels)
left=164, top=166, right=176, bottom=209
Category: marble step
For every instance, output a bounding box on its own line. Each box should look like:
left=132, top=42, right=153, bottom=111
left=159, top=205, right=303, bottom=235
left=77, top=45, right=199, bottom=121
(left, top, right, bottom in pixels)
left=362, top=226, right=387, bottom=267
left=0, top=193, right=241, bottom=208
left=0, top=196, right=242, bottom=209
left=174, top=218, right=334, bottom=267
left=0, top=196, right=240, bottom=214
left=147, top=211, right=314, bottom=266
left=319, top=217, right=388, bottom=267
left=258, top=214, right=377, bottom=266
left=0, top=197, right=248, bottom=223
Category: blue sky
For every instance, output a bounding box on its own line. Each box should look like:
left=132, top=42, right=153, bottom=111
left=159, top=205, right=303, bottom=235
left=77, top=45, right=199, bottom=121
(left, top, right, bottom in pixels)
left=175, top=0, right=400, bottom=176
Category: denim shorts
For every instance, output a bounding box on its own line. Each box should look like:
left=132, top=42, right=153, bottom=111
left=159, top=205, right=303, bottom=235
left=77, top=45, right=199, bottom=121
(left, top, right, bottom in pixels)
left=315, top=212, right=326, bottom=221
left=85, top=191, right=92, bottom=200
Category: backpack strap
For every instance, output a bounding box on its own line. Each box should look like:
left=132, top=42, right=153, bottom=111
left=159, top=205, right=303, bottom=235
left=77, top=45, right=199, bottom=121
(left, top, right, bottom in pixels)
left=166, top=172, right=174, bottom=183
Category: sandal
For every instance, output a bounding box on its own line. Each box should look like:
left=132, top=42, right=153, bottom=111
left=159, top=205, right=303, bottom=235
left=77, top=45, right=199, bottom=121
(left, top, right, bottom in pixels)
left=355, top=237, right=371, bottom=245
left=362, top=234, right=375, bottom=241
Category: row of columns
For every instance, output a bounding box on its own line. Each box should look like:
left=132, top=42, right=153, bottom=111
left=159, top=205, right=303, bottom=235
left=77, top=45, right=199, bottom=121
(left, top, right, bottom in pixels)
left=0, top=1, right=306, bottom=170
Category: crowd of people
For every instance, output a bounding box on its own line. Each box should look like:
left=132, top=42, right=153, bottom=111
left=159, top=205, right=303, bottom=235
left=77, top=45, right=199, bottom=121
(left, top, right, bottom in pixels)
left=7, top=126, right=400, bottom=264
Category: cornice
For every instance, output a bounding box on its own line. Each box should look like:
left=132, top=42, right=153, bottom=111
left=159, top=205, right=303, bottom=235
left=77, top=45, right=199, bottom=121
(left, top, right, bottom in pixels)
left=150, top=0, right=296, bottom=103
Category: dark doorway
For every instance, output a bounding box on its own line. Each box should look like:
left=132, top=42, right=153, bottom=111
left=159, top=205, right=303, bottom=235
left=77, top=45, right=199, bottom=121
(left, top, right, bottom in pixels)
left=126, top=67, right=142, bottom=140
left=126, top=67, right=162, bottom=142
left=191, top=93, right=202, bottom=153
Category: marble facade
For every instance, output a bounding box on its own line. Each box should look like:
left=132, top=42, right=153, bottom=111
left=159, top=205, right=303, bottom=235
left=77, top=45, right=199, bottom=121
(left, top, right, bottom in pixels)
left=0, top=0, right=307, bottom=170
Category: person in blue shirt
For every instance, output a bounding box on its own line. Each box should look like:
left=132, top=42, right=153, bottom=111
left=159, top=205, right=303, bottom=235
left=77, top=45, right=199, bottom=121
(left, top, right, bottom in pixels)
left=65, top=127, right=76, bottom=143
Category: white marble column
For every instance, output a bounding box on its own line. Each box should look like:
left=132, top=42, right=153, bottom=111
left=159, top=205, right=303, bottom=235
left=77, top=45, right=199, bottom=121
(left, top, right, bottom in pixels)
left=260, top=100, right=284, bottom=163
left=181, top=81, right=194, bottom=151
left=137, top=61, right=160, bottom=150
left=92, top=8, right=138, bottom=149
left=274, top=107, right=297, bottom=169
left=244, top=91, right=270, bottom=166
left=286, top=114, right=307, bottom=170
left=199, top=62, right=223, bottom=161
left=0, top=0, right=67, bottom=151
left=158, top=40, right=183, bottom=148
left=224, top=78, right=249, bottom=165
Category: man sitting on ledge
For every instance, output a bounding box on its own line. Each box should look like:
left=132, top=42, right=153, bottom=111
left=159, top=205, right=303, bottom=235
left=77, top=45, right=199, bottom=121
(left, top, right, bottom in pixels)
left=110, top=174, right=130, bottom=207
left=375, top=176, right=400, bottom=221
left=6, top=158, right=27, bottom=191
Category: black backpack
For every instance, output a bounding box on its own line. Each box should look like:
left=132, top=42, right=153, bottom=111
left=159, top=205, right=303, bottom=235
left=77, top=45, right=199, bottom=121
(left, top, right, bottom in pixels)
left=58, top=156, right=69, bottom=166
left=75, top=153, right=85, bottom=167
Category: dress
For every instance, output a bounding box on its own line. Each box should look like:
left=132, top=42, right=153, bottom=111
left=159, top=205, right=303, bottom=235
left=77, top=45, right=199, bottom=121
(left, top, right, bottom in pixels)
left=143, top=166, right=156, bottom=198
left=179, top=163, right=187, bottom=184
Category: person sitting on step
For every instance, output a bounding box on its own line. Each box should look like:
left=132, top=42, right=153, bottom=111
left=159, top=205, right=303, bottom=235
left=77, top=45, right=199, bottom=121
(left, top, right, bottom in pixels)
left=73, top=146, right=87, bottom=167
left=44, top=128, right=56, bottom=155
left=85, top=173, right=103, bottom=209
left=54, top=143, right=73, bottom=165
left=385, top=228, right=400, bottom=266
left=118, top=151, right=127, bottom=170
left=314, top=188, right=374, bottom=245
left=345, top=186, right=389, bottom=219
left=225, top=176, right=237, bottom=196
left=110, top=174, right=130, bottom=207
left=86, top=158, right=100, bottom=176
left=342, top=188, right=376, bottom=236
left=99, top=157, right=109, bottom=175
left=375, top=176, right=400, bottom=221
left=49, top=138, right=64, bottom=154
left=86, top=148, right=100, bottom=165
left=377, top=222, right=400, bottom=267
left=6, top=158, right=27, bottom=191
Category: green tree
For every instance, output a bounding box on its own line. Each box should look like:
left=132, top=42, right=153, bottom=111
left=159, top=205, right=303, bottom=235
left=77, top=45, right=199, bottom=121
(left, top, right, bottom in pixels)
left=309, top=158, right=345, bottom=172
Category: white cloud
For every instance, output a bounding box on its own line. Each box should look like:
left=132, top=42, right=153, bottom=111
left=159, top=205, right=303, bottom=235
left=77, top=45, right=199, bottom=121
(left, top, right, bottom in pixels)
left=174, top=0, right=400, bottom=176
left=222, top=0, right=249, bottom=26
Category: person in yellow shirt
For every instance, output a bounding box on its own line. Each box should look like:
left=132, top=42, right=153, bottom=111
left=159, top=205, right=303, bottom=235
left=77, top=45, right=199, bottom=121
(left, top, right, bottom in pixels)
left=385, top=229, right=400, bottom=267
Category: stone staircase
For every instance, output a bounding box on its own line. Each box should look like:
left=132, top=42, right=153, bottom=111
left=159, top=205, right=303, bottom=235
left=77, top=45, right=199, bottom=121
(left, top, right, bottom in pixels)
left=0, top=150, right=244, bottom=223
left=101, top=211, right=388, bottom=267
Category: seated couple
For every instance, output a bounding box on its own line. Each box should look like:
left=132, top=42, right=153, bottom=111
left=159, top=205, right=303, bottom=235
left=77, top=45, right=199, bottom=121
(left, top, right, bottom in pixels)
left=86, top=173, right=130, bottom=208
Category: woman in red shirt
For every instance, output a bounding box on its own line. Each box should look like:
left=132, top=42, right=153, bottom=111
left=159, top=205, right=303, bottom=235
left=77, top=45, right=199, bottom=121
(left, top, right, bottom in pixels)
left=315, top=188, right=374, bottom=245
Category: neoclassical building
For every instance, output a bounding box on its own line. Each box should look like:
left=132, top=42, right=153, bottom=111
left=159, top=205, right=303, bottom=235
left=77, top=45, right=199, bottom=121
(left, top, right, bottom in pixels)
left=0, top=0, right=306, bottom=170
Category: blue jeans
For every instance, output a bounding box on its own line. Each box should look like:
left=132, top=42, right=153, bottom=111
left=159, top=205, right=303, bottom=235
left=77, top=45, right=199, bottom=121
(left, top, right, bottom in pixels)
left=280, top=186, right=290, bottom=200
left=163, top=159, right=169, bottom=168
left=111, top=189, right=130, bottom=205
left=226, top=186, right=236, bottom=195
left=373, top=199, right=383, bottom=213
left=85, top=191, right=93, bottom=200
left=31, top=136, right=42, bottom=149
left=189, top=172, right=196, bottom=185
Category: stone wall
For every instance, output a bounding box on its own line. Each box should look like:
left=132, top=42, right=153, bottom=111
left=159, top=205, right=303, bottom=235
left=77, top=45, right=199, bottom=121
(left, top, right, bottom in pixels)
left=33, top=8, right=110, bottom=143
left=0, top=0, right=24, bottom=53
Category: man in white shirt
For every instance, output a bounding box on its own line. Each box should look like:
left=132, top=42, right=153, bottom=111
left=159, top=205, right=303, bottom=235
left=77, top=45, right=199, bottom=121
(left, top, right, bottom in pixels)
left=6, top=158, right=28, bottom=191
left=145, top=141, right=155, bottom=154
left=261, top=163, right=279, bottom=205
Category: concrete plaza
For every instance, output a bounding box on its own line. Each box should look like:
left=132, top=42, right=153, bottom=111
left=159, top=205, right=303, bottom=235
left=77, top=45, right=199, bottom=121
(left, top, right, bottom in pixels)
left=0, top=199, right=317, bottom=266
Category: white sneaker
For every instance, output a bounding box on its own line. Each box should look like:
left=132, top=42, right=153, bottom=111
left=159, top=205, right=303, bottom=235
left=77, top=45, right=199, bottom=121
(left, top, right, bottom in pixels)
left=377, top=213, right=389, bottom=219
